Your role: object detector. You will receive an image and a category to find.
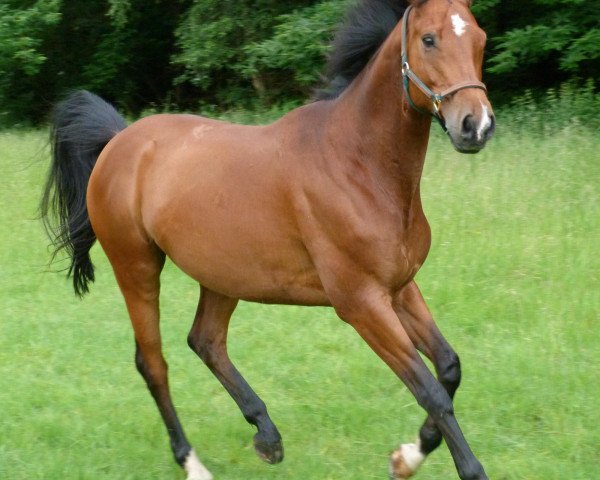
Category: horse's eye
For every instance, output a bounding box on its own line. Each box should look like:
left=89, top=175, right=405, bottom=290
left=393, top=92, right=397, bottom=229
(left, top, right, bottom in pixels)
left=422, top=35, right=436, bottom=48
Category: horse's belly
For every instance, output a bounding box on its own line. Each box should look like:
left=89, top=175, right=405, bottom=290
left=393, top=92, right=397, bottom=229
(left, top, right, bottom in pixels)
left=166, top=233, right=329, bottom=306
left=149, top=192, right=329, bottom=305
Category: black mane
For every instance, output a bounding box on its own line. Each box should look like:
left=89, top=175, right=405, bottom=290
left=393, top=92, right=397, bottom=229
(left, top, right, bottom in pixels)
left=316, top=0, right=410, bottom=100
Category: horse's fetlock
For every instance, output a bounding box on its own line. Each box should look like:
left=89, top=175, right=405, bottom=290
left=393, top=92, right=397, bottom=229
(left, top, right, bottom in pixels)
left=243, top=403, right=269, bottom=427
left=458, top=460, right=486, bottom=480
left=172, top=442, right=192, bottom=467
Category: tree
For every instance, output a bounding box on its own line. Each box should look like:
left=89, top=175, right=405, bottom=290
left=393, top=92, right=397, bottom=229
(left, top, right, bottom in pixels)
left=473, top=0, right=600, bottom=94
left=240, top=0, right=350, bottom=100
left=0, top=0, right=598, bottom=125
left=0, top=0, right=61, bottom=125
left=172, top=0, right=321, bottom=107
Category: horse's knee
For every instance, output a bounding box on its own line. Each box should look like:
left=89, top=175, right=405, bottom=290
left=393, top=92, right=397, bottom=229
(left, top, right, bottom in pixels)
left=423, top=385, right=454, bottom=419
left=438, top=351, right=461, bottom=393
left=458, top=460, right=487, bottom=480
left=414, top=368, right=454, bottom=419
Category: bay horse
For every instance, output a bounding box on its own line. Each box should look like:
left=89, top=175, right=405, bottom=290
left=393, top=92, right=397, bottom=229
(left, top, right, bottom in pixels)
left=41, top=0, right=495, bottom=478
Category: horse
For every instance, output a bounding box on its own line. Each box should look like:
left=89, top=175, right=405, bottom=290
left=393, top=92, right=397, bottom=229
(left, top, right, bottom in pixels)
left=41, top=0, right=495, bottom=478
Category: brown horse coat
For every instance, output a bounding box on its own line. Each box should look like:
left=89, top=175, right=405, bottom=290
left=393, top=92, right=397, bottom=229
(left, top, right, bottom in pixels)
left=43, top=1, right=495, bottom=479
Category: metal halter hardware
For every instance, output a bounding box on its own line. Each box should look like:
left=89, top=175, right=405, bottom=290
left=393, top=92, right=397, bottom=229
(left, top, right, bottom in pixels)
left=401, top=5, right=488, bottom=132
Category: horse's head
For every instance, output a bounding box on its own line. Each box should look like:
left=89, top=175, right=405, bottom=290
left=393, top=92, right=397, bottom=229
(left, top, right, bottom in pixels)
left=402, top=0, right=494, bottom=153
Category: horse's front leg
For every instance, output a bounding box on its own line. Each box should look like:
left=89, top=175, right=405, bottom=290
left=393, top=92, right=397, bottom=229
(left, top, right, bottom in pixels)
left=333, top=288, right=486, bottom=480
left=389, top=281, right=462, bottom=478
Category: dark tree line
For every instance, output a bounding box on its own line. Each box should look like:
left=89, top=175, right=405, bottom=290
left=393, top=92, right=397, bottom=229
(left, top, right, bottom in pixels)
left=0, top=0, right=598, bottom=125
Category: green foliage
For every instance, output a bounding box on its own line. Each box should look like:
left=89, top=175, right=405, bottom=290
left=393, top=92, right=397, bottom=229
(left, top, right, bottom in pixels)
left=490, top=24, right=572, bottom=73
left=498, top=80, right=600, bottom=135
left=471, top=0, right=501, bottom=13
left=483, top=0, right=600, bottom=81
left=107, top=0, right=130, bottom=28
left=0, top=0, right=191, bottom=126
left=561, top=28, right=600, bottom=70
left=240, top=1, right=350, bottom=95
left=0, top=0, right=61, bottom=125
left=0, top=0, right=599, bottom=124
left=172, top=0, right=322, bottom=106
left=67, top=0, right=190, bottom=112
left=0, top=0, right=60, bottom=75
left=173, top=3, right=237, bottom=89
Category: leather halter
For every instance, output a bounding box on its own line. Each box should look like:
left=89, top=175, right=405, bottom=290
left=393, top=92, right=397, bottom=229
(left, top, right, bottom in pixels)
left=401, top=5, right=487, bottom=131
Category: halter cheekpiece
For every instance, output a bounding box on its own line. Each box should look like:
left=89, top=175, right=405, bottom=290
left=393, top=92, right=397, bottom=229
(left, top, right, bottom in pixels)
left=401, top=5, right=487, bottom=132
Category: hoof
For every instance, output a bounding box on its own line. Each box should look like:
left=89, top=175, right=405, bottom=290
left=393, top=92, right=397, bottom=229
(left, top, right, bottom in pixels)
left=253, top=433, right=284, bottom=464
left=184, top=450, right=213, bottom=480
left=389, top=442, right=425, bottom=479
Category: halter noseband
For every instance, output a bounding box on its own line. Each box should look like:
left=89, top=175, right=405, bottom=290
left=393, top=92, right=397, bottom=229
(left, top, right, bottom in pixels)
left=401, top=5, right=487, bottom=132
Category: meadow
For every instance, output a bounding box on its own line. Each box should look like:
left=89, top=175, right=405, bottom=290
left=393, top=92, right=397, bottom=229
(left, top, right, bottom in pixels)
left=0, top=112, right=598, bottom=479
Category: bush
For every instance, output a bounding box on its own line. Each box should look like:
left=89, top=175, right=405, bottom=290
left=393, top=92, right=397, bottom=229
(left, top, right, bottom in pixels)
left=497, top=79, right=600, bottom=136
left=172, top=0, right=321, bottom=108
left=239, top=0, right=350, bottom=99
left=0, top=0, right=61, bottom=127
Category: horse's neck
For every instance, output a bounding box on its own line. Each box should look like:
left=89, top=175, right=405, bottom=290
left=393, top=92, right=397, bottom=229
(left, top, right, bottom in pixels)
left=328, top=21, right=432, bottom=203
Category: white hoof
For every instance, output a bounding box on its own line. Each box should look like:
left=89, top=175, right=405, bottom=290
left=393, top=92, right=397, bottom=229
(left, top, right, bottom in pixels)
left=389, top=440, right=425, bottom=479
left=185, top=450, right=213, bottom=480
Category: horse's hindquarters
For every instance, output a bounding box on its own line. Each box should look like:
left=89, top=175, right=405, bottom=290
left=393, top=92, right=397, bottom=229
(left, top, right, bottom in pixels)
left=89, top=114, right=329, bottom=306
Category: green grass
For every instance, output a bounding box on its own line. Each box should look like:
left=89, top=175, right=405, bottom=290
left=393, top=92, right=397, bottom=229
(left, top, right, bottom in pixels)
left=0, top=119, right=598, bottom=480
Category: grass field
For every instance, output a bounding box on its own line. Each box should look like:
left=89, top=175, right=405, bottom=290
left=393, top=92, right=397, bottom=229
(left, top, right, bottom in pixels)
left=0, top=118, right=599, bottom=480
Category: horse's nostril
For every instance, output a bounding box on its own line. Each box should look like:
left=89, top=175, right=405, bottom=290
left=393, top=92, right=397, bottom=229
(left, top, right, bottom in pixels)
left=461, top=115, right=476, bottom=139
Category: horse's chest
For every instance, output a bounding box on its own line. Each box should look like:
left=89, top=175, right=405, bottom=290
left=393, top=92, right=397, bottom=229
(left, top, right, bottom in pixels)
left=349, top=208, right=431, bottom=287
left=296, top=181, right=432, bottom=293
left=398, top=228, right=430, bottom=276
left=389, top=216, right=431, bottom=278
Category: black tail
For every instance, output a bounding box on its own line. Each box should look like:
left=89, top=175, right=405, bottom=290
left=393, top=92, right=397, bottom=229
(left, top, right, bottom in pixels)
left=40, top=90, right=127, bottom=297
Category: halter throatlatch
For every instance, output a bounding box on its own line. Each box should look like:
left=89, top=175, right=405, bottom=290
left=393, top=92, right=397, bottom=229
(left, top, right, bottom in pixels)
left=401, top=5, right=488, bottom=133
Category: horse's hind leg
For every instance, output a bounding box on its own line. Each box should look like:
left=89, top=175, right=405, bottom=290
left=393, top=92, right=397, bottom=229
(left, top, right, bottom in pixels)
left=390, top=281, right=462, bottom=479
left=187, top=287, right=283, bottom=464
left=107, top=242, right=212, bottom=480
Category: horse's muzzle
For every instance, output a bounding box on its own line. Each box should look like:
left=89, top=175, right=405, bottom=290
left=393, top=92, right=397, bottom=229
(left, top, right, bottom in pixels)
left=449, top=111, right=496, bottom=154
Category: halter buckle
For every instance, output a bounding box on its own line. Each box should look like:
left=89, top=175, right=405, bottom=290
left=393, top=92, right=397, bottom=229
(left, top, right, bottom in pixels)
left=401, top=62, right=410, bottom=77
left=432, top=96, right=442, bottom=114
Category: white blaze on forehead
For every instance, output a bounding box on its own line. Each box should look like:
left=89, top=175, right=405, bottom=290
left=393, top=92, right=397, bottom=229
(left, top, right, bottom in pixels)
left=451, top=13, right=468, bottom=37
left=477, top=102, right=492, bottom=141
